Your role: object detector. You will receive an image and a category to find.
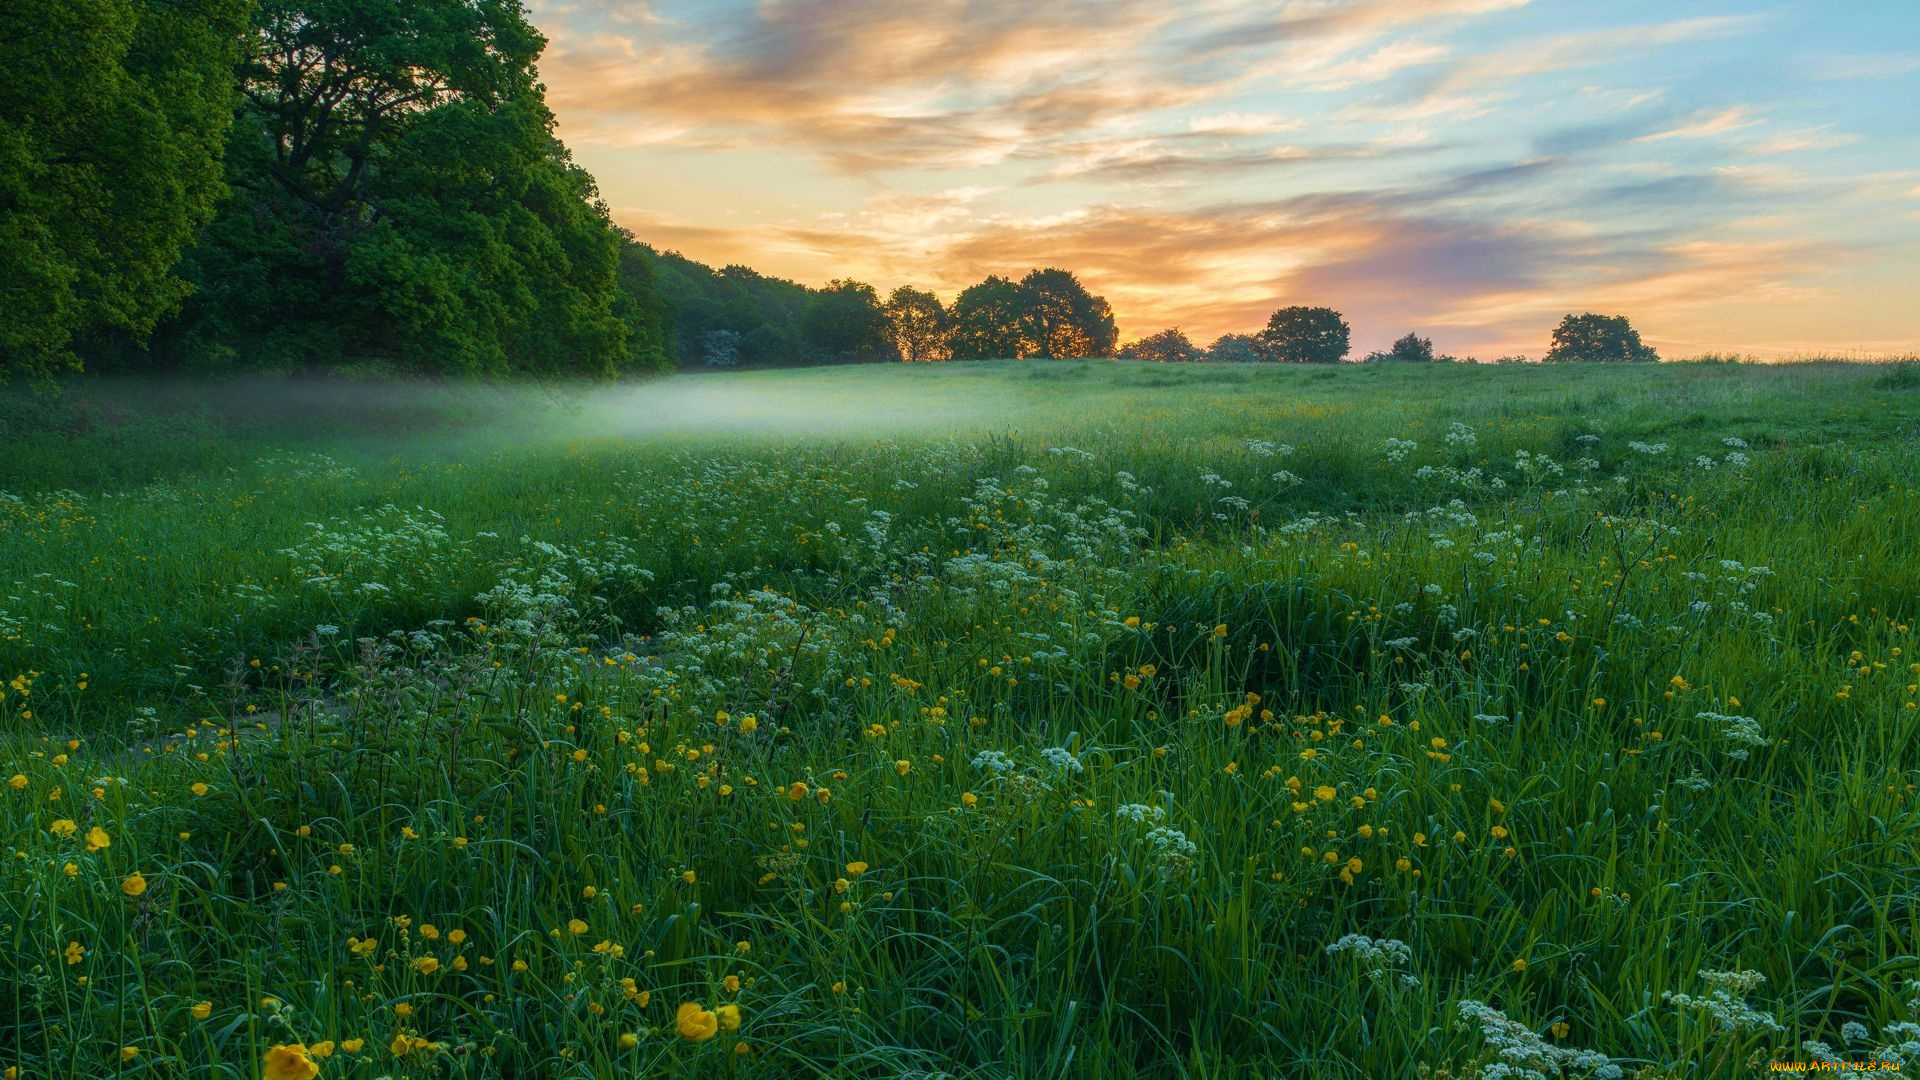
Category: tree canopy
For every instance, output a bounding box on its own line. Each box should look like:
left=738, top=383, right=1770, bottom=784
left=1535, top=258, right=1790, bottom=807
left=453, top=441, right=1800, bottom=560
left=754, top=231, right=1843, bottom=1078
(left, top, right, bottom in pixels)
left=1545, top=313, right=1659, bottom=363
left=883, top=286, right=951, bottom=363
left=801, top=279, right=895, bottom=362
left=1118, top=328, right=1201, bottom=363
left=949, top=276, right=1029, bottom=360
left=0, top=0, right=251, bottom=379
left=156, top=0, right=658, bottom=377
left=1259, top=306, right=1351, bottom=364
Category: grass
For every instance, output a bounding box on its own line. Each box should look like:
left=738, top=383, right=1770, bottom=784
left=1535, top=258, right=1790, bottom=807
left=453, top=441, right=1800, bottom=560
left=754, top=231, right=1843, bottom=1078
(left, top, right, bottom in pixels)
left=3, top=358, right=1919, bottom=1077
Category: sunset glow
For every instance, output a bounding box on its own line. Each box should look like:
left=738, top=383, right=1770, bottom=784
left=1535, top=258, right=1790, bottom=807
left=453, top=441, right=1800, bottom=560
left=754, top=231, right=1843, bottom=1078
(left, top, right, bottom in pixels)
left=532, top=0, right=1920, bottom=357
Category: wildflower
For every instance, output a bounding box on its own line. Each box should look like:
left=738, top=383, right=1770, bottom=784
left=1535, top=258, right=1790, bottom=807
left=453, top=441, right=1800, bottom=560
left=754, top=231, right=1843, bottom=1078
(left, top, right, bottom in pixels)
left=49, top=818, right=77, bottom=838
left=120, top=1047, right=138, bottom=1062
left=8, top=774, right=24, bottom=789
left=786, top=782, right=809, bottom=801
left=412, top=957, right=440, bottom=974
left=1511, top=958, right=1526, bottom=973
left=191, top=782, right=209, bottom=796
left=262, top=1043, right=320, bottom=1080
left=64, top=940, right=84, bottom=965
left=567, top=919, right=588, bottom=936
left=191, top=1001, right=213, bottom=1020
left=960, top=792, right=978, bottom=807
left=620, top=1033, right=639, bottom=1049
left=676, top=1003, right=720, bottom=1041
left=723, top=975, right=741, bottom=993
left=846, top=861, right=868, bottom=876
left=341, top=1039, right=364, bottom=1053
left=715, top=1003, right=742, bottom=1030
left=122, top=872, right=148, bottom=897
left=894, top=759, right=912, bottom=776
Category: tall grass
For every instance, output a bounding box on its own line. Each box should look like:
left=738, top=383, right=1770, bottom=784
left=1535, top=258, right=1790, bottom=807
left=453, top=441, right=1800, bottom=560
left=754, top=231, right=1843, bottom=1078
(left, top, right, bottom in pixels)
left=3, top=360, right=1919, bottom=1077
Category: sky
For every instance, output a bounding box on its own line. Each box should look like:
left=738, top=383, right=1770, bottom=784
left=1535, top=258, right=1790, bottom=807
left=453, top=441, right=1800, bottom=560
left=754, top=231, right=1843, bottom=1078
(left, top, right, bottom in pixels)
left=526, top=0, right=1920, bottom=358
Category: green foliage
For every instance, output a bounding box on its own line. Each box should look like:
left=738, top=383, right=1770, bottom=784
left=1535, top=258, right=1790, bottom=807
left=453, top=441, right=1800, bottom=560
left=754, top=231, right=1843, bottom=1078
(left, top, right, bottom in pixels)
left=1016, top=267, right=1118, bottom=358
left=1117, top=327, right=1202, bottom=363
left=1259, top=305, right=1352, bottom=363
left=800, top=279, right=895, bottom=362
left=1206, top=332, right=1264, bottom=363
left=882, top=286, right=951, bottom=362
left=949, top=275, right=1029, bottom=360
left=0, top=0, right=250, bottom=379
left=949, top=269, right=1118, bottom=360
left=642, top=251, right=811, bottom=366
left=162, top=0, right=654, bottom=377
left=1545, top=313, right=1659, bottom=364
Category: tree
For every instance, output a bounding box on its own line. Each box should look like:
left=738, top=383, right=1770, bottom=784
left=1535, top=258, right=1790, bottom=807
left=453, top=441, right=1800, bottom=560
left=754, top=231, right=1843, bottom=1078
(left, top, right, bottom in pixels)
left=1545, top=313, right=1658, bottom=363
left=0, top=0, right=251, bottom=378
left=614, top=236, right=673, bottom=370
left=700, top=329, right=741, bottom=368
left=164, top=0, right=652, bottom=377
left=949, top=276, right=1027, bottom=360
left=1390, top=332, right=1434, bottom=362
left=882, top=286, right=951, bottom=362
left=1207, top=333, right=1264, bottom=363
left=1258, top=306, right=1350, bottom=364
left=1016, top=268, right=1117, bottom=359
left=801, top=279, right=894, bottom=362
left=1118, top=328, right=1201, bottom=363
left=1364, top=332, right=1435, bottom=363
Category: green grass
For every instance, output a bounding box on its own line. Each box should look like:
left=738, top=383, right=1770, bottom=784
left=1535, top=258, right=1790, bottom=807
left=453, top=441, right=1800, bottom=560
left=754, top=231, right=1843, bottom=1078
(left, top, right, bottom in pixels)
left=4, top=359, right=1920, bottom=1077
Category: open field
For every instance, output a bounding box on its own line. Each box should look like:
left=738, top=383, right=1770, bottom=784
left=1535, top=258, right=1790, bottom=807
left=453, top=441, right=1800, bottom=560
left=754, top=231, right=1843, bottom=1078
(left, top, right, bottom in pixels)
left=5, top=359, right=1920, bottom=1077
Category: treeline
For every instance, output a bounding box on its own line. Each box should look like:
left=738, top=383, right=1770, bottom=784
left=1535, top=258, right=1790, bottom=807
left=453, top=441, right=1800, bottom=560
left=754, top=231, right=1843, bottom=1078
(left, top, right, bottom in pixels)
left=1117, top=309, right=1663, bottom=365
left=3, top=0, right=669, bottom=381
left=648, top=259, right=1119, bottom=368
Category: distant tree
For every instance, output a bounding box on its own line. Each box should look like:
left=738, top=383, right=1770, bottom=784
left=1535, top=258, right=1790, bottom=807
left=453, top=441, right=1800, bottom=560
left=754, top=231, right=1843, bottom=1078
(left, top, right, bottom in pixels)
left=801, top=279, right=894, bottom=361
left=641, top=248, right=809, bottom=367
left=1258, top=306, right=1350, bottom=364
left=1363, top=333, right=1435, bottom=363
left=0, top=0, right=251, bottom=378
left=949, top=275, right=1028, bottom=360
left=701, top=329, right=741, bottom=368
left=1118, top=328, right=1201, bottom=363
left=1391, top=332, right=1435, bottom=362
left=1545, top=313, right=1659, bottom=363
left=1206, top=333, right=1264, bottom=364
left=1016, top=268, right=1117, bottom=358
left=882, top=286, right=951, bottom=362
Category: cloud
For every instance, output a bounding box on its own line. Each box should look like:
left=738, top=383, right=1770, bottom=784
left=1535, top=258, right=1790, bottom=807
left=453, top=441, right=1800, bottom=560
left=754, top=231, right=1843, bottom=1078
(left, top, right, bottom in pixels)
left=544, top=1, right=1913, bottom=357
left=1635, top=107, right=1760, bottom=143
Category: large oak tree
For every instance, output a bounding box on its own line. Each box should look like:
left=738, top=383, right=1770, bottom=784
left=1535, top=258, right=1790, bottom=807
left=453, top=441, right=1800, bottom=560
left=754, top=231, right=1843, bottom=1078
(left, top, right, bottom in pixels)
left=167, top=0, right=657, bottom=376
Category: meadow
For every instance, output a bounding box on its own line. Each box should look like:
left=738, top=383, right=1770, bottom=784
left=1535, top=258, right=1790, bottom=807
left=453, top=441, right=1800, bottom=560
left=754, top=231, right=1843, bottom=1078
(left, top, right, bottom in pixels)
left=4, top=359, right=1920, bottom=1078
